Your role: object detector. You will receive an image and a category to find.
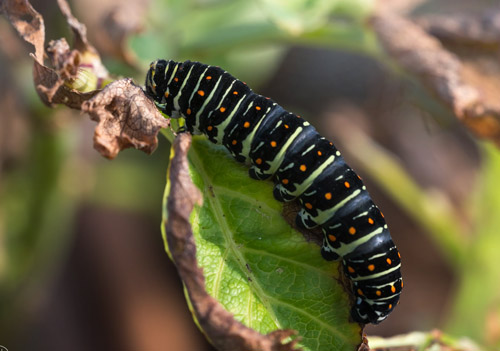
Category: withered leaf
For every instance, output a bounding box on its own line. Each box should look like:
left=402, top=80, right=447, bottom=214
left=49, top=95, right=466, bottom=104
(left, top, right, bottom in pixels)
left=164, top=133, right=300, bottom=351
left=57, top=0, right=90, bottom=52
left=32, top=39, right=97, bottom=107
left=33, top=57, right=99, bottom=109
left=1, top=0, right=45, bottom=63
left=3, top=0, right=109, bottom=108
left=81, top=79, right=169, bottom=159
left=56, top=0, right=108, bottom=79
left=372, top=10, right=500, bottom=146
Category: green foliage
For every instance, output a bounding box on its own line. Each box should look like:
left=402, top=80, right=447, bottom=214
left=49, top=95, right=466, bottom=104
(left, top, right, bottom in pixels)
left=131, top=0, right=378, bottom=86
left=163, top=136, right=362, bottom=351
left=446, top=144, right=500, bottom=349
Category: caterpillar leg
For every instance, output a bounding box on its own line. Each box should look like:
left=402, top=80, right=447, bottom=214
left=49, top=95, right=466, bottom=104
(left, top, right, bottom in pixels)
left=351, top=294, right=400, bottom=324
left=295, top=208, right=317, bottom=229
left=321, top=235, right=339, bottom=261
left=248, top=166, right=272, bottom=181
left=351, top=298, right=387, bottom=324
left=273, top=183, right=296, bottom=202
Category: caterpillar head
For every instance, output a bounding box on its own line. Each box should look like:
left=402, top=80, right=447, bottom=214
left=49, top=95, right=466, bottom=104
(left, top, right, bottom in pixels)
left=145, top=59, right=175, bottom=116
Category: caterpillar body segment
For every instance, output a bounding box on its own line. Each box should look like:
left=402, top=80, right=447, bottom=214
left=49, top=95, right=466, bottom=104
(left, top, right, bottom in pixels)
left=146, top=59, right=402, bottom=324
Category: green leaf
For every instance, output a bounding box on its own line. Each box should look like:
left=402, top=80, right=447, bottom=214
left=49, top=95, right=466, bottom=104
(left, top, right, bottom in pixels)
left=163, top=135, right=362, bottom=351
left=256, top=0, right=373, bottom=34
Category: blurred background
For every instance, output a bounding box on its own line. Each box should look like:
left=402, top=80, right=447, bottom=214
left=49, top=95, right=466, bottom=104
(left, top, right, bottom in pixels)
left=1, top=0, right=500, bottom=350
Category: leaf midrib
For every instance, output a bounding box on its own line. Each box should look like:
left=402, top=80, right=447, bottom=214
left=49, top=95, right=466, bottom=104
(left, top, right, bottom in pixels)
left=189, top=143, right=354, bottom=348
left=190, top=146, right=283, bottom=329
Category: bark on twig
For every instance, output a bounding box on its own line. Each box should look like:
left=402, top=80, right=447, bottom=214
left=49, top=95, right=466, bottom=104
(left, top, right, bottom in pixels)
left=372, top=9, right=500, bottom=146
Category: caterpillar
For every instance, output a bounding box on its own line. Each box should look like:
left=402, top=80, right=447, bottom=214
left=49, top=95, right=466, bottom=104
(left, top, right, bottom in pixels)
left=145, top=59, right=403, bottom=325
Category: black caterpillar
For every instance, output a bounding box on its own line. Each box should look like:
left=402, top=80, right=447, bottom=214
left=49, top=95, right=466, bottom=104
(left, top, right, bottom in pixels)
left=145, top=59, right=403, bottom=324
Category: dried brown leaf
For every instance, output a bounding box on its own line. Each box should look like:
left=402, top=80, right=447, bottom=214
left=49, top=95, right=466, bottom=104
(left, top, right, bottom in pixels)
left=56, top=0, right=89, bottom=52
left=164, top=133, right=300, bottom=351
left=3, top=0, right=109, bottom=108
left=32, top=41, right=101, bottom=109
left=5, top=0, right=159, bottom=159
left=81, top=79, right=169, bottom=159
left=56, top=0, right=108, bottom=79
left=32, top=39, right=90, bottom=107
left=1, top=0, right=45, bottom=63
left=372, top=10, right=500, bottom=146
left=45, top=38, right=80, bottom=76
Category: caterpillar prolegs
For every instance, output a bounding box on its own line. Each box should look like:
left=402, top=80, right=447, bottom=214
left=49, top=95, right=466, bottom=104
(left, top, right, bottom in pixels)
left=145, top=59, right=403, bottom=324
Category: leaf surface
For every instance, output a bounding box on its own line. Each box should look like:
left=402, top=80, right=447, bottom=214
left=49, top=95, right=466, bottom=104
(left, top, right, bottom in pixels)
left=164, top=135, right=362, bottom=351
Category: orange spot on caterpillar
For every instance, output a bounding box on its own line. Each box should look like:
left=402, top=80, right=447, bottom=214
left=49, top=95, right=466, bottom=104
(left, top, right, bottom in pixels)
left=380, top=211, right=385, bottom=218
left=220, top=107, right=226, bottom=112
left=256, top=158, right=262, bottom=165
left=386, top=258, right=392, bottom=265
left=376, top=290, right=382, bottom=296
left=299, top=164, right=307, bottom=172
left=255, top=106, right=261, bottom=111
left=347, top=266, right=355, bottom=273
left=357, top=289, right=364, bottom=296
left=329, top=234, right=337, bottom=242
left=368, top=264, right=375, bottom=271
left=282, top=179, right=289, bottom=185
left=270, top=141, right=277, bottom=147
left=284, top=124, right=289, bottom=129
left=164, top=92, right=169, bottom=98
left=186, top=108, right=192, bottom=115
left=243, top=121, right=250, bottom=128
left=198, top=90, right=205, bottom=96
left=391, top=286, right=396, bottom=293
left=174, top=77, right=179, bottom=82
left=232, top=140, right=237, bottom=145
left=368, top=217, right=374, bottom=225
left=207, top=126, right=213, bottom=131
left=398, top=252, right=401, bottom=259
left=389, top=304, right=393, bottom=309
left=324, top=192, right=332, bottom=200
left=233, top=91, right=238, bottom=95
left=305, top=203, right=313, bottom=210
left=348, top=227, right=356, bottom=235
left=401, top=280, right=404, bottom=288
left=206, top=76, right=212, bottom=80
left=344, top=181, right=351, bottom=188
left=317, top=150, right=322, bottom=156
